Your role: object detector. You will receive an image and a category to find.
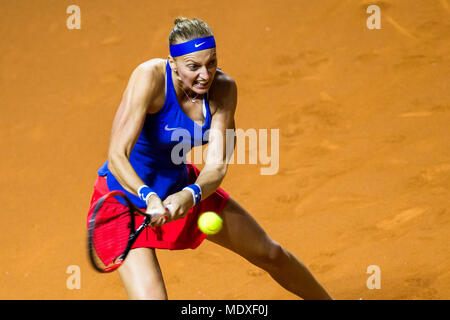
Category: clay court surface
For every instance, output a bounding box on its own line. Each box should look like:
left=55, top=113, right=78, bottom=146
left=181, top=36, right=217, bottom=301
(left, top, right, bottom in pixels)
left=1, top=0, right=449, bottom=299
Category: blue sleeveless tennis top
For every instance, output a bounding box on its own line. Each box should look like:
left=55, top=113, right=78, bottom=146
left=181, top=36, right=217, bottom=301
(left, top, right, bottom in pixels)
left=97, top=60, right=212, bottom=208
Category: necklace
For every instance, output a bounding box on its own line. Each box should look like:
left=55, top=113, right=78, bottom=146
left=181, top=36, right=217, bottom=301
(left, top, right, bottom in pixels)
left=180, top=85, right=199, bottom=103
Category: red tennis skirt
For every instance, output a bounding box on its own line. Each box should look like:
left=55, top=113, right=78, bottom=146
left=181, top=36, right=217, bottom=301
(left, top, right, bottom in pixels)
left=87, top=163, right=230, bottom=250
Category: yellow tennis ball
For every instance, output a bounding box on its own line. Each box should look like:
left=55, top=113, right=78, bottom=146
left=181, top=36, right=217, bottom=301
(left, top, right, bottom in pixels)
left=198, top=211, right=223, bottom=235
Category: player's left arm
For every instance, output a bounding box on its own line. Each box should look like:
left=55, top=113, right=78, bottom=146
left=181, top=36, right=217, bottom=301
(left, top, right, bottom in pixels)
left=162, top=75, right=237, bottom=220
left=194, top=74, right=237, bottom=200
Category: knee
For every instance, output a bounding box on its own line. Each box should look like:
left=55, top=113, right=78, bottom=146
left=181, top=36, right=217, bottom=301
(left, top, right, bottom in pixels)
left=250, top=240, right=288, bottom=271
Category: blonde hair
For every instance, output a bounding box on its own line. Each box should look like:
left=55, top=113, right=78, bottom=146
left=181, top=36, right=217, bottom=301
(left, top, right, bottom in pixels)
left=168, top=17, right=214, bottom=45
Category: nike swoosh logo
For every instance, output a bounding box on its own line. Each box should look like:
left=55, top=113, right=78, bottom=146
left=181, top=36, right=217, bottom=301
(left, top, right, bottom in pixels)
left=195, top=42, right=206, bottom=48
left=164, top=124, right=181, bottom=131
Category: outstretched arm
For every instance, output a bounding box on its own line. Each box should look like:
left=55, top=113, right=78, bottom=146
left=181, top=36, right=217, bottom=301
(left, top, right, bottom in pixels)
left=107, top=60, right=168, bottom=224
left=107, top=63, right=154, bottom=195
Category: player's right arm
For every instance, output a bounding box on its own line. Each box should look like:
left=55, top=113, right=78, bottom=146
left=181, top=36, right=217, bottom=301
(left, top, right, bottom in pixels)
left=107, top=60, right=167, bottom=223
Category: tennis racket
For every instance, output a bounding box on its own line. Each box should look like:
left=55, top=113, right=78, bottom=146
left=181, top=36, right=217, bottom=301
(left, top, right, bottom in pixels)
left=87, top=190, right=165, bottom=273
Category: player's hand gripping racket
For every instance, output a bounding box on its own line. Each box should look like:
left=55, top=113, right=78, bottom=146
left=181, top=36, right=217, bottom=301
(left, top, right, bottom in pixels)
left=87, top=190, right=166, bottom=273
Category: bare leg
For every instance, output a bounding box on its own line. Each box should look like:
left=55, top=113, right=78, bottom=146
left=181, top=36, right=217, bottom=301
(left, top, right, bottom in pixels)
left=207, top=197, right=332, bottom=300
left=117, top=247, right=168, bottom=300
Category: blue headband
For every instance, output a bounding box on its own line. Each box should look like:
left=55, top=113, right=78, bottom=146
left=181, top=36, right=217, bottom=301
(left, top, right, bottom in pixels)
left=170, top=36, right=216, bottom=57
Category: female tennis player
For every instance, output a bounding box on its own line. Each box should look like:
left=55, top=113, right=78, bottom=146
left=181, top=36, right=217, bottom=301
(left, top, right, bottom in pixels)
left=87, top=17, right=332, bottom=300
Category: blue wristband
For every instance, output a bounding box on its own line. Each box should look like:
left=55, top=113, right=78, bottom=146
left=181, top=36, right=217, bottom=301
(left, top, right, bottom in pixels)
left=137, top=185, right=156, bottom=203
left=183, top=184, right=202, bottom=206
